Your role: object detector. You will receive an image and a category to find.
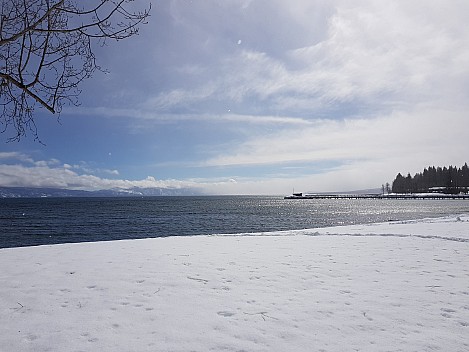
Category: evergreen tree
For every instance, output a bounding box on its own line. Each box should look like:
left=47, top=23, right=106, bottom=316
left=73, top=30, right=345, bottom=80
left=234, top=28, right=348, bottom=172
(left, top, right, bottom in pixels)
left=390, top=163, right=469, bottom=194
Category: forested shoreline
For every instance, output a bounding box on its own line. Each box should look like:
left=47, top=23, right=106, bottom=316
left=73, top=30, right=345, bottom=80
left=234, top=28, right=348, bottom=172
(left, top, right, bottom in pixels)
left=391, top=164, right=469, bottom=194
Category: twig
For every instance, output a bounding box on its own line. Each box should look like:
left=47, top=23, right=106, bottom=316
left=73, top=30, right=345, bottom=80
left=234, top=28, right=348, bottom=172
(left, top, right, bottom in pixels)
left=187, top=276, right=209, bottom=284
left=10, top=302, right=24, bottom=311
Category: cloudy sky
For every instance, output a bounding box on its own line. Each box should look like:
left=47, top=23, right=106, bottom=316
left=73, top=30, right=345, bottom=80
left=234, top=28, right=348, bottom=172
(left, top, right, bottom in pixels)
left=1, top=0, right=469, bottom=195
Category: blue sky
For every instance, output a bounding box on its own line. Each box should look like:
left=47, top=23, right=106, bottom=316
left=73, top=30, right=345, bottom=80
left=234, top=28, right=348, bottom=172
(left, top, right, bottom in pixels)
left=1, top=0, right=469, bottom=194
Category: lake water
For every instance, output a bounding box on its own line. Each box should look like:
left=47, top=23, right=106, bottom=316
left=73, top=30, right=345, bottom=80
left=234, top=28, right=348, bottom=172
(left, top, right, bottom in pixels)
left=1, top=196, right=468, bottom=248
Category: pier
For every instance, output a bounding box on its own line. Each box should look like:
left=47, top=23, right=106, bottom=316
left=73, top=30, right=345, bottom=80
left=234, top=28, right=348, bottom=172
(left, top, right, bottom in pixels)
left=284, top=193, right=469, bottom=200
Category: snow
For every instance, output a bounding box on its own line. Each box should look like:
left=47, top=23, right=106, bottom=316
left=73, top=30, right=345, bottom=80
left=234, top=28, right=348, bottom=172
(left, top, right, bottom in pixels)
left=1, top=214, right=468, bottom=352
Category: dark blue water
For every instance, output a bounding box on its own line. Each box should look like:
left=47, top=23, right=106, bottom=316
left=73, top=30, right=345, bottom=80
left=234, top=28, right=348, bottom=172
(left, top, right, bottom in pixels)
left=1, top=196, right=468, bottom=248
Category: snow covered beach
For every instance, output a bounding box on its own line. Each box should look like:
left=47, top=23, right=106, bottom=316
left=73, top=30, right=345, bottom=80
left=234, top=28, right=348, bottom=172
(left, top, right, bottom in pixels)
left=1, top=215, right=469, bottom=352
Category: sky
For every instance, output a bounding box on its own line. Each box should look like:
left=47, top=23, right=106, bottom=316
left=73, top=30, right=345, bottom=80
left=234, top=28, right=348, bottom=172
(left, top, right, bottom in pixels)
left=1, top=0, right=469, bottom=195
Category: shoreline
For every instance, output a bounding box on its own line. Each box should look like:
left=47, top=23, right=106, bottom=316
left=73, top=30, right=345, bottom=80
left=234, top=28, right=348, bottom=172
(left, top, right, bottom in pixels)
left=1, top=214, right=468, bottom=351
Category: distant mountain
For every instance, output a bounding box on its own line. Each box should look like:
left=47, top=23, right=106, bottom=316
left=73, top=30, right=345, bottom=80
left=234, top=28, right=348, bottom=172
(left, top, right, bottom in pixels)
left=0, top=187, right=202, bottom=198
left=340, top=188, right=382, bottom=195
left=306, top=188, right=382, bottom=195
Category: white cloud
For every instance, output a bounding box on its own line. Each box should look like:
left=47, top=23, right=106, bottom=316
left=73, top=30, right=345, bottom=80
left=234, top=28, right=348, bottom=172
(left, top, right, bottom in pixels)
left=70, top=107, right=312, bottom=126
left=0, top=154, right=198, bottom=191
left=0, top=161, right=198, bottom=191
left=83, top=0, right=469, bottom=123
left=0, top=152, right=34, bottom=164
left=72, top=161, right=120, bottom=177
left=34, top=158, right=60, bottom=167
left=151, top=0, right=469, bottom=193
left=201, top=106, right=469, bottom=186
left=106, top=0, right=468, bottom=126
left=106, top=169, right=120, bottom=176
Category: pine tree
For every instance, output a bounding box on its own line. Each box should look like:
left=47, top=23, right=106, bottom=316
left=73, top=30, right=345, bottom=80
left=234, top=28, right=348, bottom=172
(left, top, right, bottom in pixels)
left=390, top=163, right=469, bottom=194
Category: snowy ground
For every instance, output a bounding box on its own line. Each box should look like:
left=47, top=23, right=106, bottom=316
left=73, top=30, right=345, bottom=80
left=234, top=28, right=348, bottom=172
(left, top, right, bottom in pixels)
left=1, top=214, right=468, bottom=352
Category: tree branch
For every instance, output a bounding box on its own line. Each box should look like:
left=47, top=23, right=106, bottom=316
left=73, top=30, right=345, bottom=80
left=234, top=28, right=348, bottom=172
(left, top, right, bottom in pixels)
left=0, top=0, right=151, bottom=140
left=0, top=72, right=55, bottom=113
left=0, top=0, right=65, bottom=46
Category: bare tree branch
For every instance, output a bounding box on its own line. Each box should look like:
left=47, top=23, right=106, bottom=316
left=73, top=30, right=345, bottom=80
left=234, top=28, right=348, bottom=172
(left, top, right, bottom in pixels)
left=0, top=0, right=151, bottom=141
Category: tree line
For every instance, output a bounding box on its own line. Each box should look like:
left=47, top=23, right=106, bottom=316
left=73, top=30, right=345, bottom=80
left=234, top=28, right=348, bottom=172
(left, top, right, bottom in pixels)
left=390, top=163, right=469, bottom=194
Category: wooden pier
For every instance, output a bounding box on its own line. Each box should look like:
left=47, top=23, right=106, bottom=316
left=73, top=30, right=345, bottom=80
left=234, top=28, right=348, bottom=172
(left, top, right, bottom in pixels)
left=284, top=193, right=469, bottom=200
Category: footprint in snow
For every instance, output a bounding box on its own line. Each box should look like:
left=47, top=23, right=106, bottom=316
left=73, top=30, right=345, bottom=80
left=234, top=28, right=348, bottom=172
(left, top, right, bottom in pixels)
left=217, top=311, right=235, bottom=317
left=441, top=308, right=456, bottom=313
